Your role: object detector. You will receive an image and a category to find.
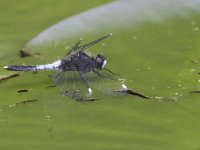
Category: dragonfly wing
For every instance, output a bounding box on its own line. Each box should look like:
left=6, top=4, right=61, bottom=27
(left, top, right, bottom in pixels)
left=78, top=34, right=112, bottom=52
left=65, top=34, right=112, bottom=57
left=82, top=70, right=127, bottom=97
left=65, top=38, right=82, bottom=56
left=53, top=71, right=94, bottom=100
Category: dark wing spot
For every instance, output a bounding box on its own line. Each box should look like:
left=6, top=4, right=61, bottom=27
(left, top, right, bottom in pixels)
left=17, top=89, right=29, bottom=93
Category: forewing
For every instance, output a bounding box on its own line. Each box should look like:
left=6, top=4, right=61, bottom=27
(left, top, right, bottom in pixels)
left=65, top=38, right=82, bottom=56
left=53, top=71, right=92, bottom=100
left=65, top=34, right=112, bottom=57
left=77, top=34, right=112, bottom=52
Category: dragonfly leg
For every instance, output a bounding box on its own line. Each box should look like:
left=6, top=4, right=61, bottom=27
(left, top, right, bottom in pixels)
left=51, top=71, right=64, bottom=86
left=93, top=69, right=114, bottom=80
left=46, top=85, right=56, bottom=89
left=104, top=68, right=120, bottom=76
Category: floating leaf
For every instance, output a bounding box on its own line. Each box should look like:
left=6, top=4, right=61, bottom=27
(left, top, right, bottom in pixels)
left=1, top=0, right=200, bottom=149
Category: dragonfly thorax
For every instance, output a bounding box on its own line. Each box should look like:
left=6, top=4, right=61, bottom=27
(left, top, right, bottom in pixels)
left=60, top=51, right=94, bottom=73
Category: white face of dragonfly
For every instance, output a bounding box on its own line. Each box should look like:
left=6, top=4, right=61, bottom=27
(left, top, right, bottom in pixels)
left=102, top=59, right=107, bottom=69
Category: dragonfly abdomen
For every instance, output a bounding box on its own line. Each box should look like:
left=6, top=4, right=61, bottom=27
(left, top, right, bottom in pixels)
left=4, top=60, right=61, bottom=71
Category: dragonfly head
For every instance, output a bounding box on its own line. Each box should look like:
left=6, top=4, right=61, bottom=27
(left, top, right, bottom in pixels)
left=94, top=54, right=107, bottom=70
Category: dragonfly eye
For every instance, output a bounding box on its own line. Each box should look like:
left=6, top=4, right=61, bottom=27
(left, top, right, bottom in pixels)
left=95, top=54, right=107, bottom=69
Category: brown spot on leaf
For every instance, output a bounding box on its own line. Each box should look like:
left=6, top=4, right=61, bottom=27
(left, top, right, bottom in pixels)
left=126, top=89, right=151, bottom=99
left=0, top=73, right=20, bottom=82
left=17, top=89, right=28, bottom=93
left=20, top=49, right=32, bottom=57
left=17, top=99, right=39, bottom=104
left=20, top=49, right=40, bottom=58
left=115, top=89, right=151, bottom=99
left=8, top=99, right=39, bottom=108
left=190, top=90, right=200, bottom=94
left=82, top=98, right=99, bottom=101
left=46, top=85, right=56, bottom=89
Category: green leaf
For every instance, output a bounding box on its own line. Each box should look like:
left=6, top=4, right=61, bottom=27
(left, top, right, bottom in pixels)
left=1, top=0, right=200, bottom=150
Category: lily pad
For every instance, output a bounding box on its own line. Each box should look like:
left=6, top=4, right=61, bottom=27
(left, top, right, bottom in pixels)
left=1, top=0, right=200, bottom=150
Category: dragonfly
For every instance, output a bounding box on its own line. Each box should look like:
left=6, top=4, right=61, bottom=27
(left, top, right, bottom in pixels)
left=4, top=34, right=148, bottom=101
